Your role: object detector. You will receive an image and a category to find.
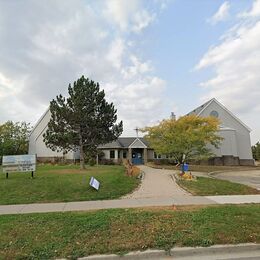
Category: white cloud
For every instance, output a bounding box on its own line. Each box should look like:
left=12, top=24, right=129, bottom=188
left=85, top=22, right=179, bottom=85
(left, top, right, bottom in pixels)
left=106, top=38, right=125, bottom=69
left=208, top=1, right=230, bottom=25
left=104, top=0, right=155, bottom=33
left=122, top=55, right=153, bottom=79
left=0, top=0, right=168, bottom=136
left=104, top=76, right=166, bottom=135
left=196, top=1, right=260, bottom=143
left=132, top=10, right=156, bottom=33
left=239, top=0, right=260, bottom=17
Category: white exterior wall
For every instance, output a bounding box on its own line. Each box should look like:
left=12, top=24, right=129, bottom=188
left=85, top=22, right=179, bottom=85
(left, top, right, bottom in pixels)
left=101, top=149, right=121, bottom=160
left=209, top=129, right=238, bottom=157
left=115, top=149, right=118, bottom=159
left=200, top=100, right=253, bottom=160
left=102, top=149, right=110, bottom=159
left=29, top=109, right=75, bottom=160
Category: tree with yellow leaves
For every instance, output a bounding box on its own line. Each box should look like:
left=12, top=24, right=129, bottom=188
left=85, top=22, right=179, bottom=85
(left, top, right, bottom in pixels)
left=142, top=115, right=222, bottom=164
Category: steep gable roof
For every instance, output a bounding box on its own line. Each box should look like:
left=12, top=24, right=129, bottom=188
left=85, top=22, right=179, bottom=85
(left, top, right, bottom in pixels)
left=187, top=98, right=251, bottom=132
left=30, top=107, right=50, bottom=137
left=186, top=99, right=213, bottom=116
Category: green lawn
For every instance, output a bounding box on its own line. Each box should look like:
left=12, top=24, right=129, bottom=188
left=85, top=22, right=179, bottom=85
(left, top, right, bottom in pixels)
left=0, top=205, right=259, bottom=259
left=0, top=164, right=139, bottom=205
left=177, top=176, right=260, bottom=196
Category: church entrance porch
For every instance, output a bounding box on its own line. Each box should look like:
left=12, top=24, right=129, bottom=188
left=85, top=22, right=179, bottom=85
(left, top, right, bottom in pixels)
left=132, top=148, right=143, bottom=165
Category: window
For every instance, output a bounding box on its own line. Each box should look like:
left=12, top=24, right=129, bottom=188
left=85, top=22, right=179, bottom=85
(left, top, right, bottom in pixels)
left=123, top=151, right=127, bottom=159
left=210, top=110, right=219, bottom=118
left=110, top=150, right=115, bottom=159
left=154, top=152, right=162, bottom=159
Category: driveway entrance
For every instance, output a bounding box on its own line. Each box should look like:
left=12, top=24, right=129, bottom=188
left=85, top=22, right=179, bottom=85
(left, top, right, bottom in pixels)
left=212, top=170, right=260, bottom=190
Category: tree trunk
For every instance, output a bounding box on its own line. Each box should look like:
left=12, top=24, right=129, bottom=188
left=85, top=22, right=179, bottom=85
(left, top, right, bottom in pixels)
left=62, top=151, right=66, bottom=164
left=96, top=153, right=99, bottom=166
left=79, top=133, right=85, bottom=170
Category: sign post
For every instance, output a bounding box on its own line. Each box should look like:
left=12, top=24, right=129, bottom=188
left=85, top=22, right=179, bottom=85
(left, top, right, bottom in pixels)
left=89, top=177, right=100, bottom=190
left=2, top=155, right=36, bottom=178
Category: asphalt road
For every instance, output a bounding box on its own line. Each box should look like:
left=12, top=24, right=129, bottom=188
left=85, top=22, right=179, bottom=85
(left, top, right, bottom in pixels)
left=212, top=170, right=260, bottom=190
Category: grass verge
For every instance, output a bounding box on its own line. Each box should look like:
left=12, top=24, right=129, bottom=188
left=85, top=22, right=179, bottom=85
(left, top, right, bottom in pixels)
left=177, top=176, right=260, bottom=195
left=0, top=205, right=259, bottom=259
left=0, top=164, right=139, bottom=205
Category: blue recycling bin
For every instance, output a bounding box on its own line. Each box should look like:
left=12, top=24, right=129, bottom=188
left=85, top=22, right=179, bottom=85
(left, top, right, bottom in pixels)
left=182, top=163, right=189, bottom=172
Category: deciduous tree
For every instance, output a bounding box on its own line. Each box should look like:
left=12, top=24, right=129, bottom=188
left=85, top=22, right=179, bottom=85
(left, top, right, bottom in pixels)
left=252, top=142, right=260, bottom=161
left=0, top=121, right=31, bottom=160
left=43, top=76, right=123, bottom=169
left=143, top=115, right=222, bottom=164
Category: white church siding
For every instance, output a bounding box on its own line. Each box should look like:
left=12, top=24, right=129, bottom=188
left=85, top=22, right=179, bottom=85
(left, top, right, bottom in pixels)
left=29, top=109, right=75, bottom=161
left=219, top=129, right=238, bottom=157
left=198, top=99, right=253, bottom=161
left=208, top=128, right=238, bottom=157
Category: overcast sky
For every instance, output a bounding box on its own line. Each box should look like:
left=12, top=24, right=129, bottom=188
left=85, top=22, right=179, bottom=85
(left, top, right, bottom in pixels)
left=0, top=0, right=259, bottom=144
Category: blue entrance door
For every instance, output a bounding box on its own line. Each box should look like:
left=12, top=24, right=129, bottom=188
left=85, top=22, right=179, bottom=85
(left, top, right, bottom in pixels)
left=132, top=150, right=143, bottom=165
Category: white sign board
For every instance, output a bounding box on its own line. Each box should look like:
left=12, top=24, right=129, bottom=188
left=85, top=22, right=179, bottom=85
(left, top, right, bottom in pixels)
left=89, top=177, right=100, bottom=190
left=2, top=155, right=36, bottom=173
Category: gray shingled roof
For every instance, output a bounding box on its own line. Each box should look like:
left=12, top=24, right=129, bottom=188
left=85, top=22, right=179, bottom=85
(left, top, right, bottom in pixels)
left=98, top=137, right=150, bottom=149
left=186, top=99, right=213, bottom=116
left=98, top=139, right=122, bottom=149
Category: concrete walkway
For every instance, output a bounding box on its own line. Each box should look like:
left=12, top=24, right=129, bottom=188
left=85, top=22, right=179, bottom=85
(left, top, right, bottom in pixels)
left=123, top=165, right=189, bottom=199
left=0, top=195, right=260, bottom=215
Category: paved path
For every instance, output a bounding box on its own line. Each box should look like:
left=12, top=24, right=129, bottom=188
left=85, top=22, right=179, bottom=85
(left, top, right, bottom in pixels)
left=211, top=170, right=260, bottom=190
left=123, top=165, right=189, bottom=199
left=0, top=195, right=260, bottom=215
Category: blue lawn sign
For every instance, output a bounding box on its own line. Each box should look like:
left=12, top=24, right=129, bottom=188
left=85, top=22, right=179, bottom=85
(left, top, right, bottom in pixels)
left=182, top=163, right=189, bottom=172
left=89, top=177, right=100, bottom=190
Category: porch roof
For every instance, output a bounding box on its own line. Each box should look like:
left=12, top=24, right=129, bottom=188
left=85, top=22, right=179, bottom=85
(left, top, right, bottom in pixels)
left=98, top=137, right=150, bottom=149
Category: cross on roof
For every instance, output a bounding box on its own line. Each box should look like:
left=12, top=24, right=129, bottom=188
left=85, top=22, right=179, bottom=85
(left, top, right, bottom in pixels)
left=134, top=127, right=140, bottom=137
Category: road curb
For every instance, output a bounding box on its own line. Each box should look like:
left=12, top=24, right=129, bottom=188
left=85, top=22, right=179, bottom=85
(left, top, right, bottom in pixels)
left=74, top=243, right=260, bottom=260
left=170, top=243, right=260, bottom=257
left=171, top=173, right=193, bottom=195
left=78, top=249, right=167, bottom=260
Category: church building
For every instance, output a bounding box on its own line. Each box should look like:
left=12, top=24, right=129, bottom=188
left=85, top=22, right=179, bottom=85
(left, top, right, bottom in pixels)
left=28, top=98, right=254, bottom=165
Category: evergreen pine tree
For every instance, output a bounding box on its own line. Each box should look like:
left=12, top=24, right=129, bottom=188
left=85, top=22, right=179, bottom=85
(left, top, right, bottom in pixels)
left=43, top=76, right=123, bottom=169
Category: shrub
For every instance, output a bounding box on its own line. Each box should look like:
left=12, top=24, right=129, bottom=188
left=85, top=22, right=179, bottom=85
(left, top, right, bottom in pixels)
left=88, top=158, right=96, bottom=166
left=149, top=159, right=177, bottom=165
left=99, top=159, right=116, bottom=165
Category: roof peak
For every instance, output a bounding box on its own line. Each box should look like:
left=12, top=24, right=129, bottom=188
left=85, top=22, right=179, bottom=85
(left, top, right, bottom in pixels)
left=187, top=98, right=251, bottom=132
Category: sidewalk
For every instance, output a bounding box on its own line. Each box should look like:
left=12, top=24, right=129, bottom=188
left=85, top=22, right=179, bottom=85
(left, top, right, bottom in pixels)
left=0, top=195, right=260, bottom=215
